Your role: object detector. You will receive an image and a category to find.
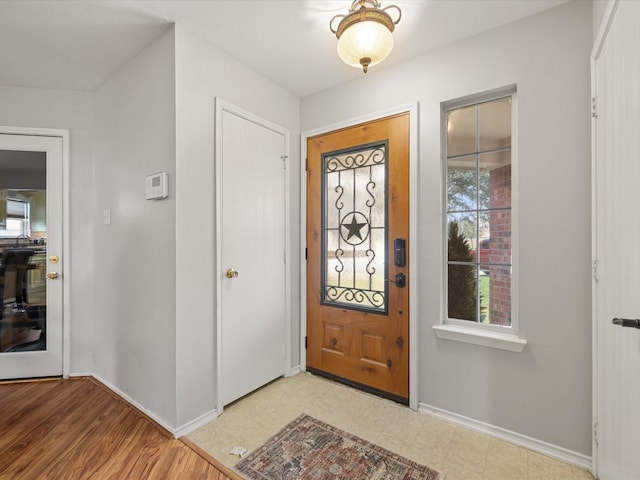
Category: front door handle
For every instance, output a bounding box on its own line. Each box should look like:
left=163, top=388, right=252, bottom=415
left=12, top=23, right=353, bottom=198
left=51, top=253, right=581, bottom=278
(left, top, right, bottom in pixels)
left=385, top=273, right=406, bottom=288
left=46, top=272, right=59, bottom=280
left=612, top=318, right=640, bottom=329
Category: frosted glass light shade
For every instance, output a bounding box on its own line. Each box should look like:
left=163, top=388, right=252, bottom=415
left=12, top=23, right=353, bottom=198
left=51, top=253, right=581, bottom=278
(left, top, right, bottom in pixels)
left=337, top=20, right=394, bottom=72
left=330, top=0, right=401, bottom=73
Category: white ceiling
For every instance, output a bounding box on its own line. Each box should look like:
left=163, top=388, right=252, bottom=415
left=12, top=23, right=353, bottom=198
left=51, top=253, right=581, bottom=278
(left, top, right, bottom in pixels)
left=0, top=0, right=569, bottom=98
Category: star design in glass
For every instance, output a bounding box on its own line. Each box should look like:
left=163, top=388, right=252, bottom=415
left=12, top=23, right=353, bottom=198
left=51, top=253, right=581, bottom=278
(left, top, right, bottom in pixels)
left=342, top=215, right=367, bottom=241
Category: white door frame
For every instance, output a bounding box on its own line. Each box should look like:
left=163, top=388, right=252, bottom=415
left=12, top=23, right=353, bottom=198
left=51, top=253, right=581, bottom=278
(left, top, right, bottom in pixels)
left=214, top=98, right=291, bottom=414
left=591, top=0, right=621, bottom=476
left=300, top=102, right=420, bottom=410
left=0, top=125, right=71, bottom=378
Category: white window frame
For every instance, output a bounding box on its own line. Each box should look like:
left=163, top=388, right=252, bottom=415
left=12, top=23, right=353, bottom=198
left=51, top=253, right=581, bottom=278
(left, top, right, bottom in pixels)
left=433, top=85, right=526, bottom=352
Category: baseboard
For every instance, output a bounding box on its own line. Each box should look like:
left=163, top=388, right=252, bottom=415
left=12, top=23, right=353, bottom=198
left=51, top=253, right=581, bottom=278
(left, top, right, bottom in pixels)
left=286, top=365, right=302, bottom=377
left=89, top=374, right=218, bottom=438
left=174, top=408, right=219, bottom=438
left=91, top=373, right=177, bottom=436
left=418, top=402, right=592, bottom=471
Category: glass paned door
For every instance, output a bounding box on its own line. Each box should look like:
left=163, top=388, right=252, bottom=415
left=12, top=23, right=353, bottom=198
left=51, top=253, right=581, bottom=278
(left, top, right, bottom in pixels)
left=0, top=134, right=63, bottom=380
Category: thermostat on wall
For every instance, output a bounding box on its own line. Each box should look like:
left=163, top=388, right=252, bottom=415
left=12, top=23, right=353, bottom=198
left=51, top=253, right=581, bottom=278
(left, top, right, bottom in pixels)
left=145, top=172, right=169, bottom=200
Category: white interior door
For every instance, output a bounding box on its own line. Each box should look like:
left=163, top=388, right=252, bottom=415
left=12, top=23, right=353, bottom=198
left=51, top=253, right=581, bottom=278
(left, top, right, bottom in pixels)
left=0, top=134, right=63, bottom=379
left=593, top=1, right=640, bottom=478
left=217, top=101, right=289, bottom=407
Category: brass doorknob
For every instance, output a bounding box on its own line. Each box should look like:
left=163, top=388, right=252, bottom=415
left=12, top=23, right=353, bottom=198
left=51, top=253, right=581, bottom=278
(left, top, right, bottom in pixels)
left=46, top=272, right=59, bottom=280
left=225, top=268, right=239, bottom=279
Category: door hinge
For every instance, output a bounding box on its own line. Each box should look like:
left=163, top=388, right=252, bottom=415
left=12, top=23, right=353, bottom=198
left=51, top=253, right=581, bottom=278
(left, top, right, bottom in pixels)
left=281, top=155, right=288, bottom=170
left=592, top=259, right=598, bottom=281
left=305, top=158, right=308, bottom=171
left=593, top=422, right=598, bottom=445
left=283, top=250, right=286, bottom=264
left=591, top=97, right=598, bottom=118
left=305, top=248, right=308, bottom=260
left=305, top=336, right=308, bottom=349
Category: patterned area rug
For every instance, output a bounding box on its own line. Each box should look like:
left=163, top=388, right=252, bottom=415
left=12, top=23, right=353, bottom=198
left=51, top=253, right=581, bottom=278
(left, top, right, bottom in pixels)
left=235, top=414, right=445, bottom=479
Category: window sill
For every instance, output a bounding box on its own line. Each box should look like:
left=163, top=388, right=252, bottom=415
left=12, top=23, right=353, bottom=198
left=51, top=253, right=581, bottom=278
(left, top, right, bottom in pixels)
left=432, top=324, right=527, bottom=352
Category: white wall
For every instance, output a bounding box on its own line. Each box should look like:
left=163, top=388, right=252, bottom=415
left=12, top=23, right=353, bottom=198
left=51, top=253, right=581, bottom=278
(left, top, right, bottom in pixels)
left=301, top=0, right=592, bottom=456
left=174, top=25, right=300, bottom=427
left=93, top=27, right=177, bottom=425
left=90, top=22, right=301, bottom=431
left=7, top=21, right=303, bottom=431
left=0, top=85, right=94, bottom=374
left=593, top=0, right=611, bottom=41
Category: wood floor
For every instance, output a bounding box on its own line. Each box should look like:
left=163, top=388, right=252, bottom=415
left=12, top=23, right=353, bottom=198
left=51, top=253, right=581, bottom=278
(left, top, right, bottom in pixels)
left=0, top=377, right=239, bottom=479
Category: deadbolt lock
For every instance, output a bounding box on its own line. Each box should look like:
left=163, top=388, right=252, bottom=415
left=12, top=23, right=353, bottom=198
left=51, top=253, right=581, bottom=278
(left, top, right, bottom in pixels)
left=49, top=255, right=59, bottom=264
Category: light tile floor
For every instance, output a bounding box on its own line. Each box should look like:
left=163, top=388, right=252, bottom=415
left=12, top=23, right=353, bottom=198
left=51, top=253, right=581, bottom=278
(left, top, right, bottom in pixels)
left=188, top=373, right=594, bottom=480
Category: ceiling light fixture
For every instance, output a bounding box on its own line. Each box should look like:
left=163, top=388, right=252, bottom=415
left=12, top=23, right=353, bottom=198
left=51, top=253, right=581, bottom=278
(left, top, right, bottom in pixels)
left=330, top=0, right=401, bottom=74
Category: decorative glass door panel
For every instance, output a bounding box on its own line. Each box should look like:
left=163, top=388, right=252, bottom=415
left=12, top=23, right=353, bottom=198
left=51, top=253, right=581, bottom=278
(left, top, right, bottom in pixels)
left=322, top=142, right=388, bottom=313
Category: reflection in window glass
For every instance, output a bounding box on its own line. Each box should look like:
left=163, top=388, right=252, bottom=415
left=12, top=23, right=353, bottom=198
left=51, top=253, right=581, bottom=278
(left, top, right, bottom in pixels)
left=0, top=151, right=47, bottom=354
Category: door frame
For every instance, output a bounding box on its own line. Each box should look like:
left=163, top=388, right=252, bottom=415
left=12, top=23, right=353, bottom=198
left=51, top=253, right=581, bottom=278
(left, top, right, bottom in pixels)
left=0, top=125, right=71, bottom=378
left=214, top=98, right=291, bottom=414
left=300, top=102, right=419, bottom=410
left=591, top=0, right=621, bottom=476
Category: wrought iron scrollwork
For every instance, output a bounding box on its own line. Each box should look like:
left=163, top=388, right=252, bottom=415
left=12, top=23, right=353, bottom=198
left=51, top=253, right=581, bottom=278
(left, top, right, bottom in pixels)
left=325, top=145, right=386, bottom=173
left=321, top=141, right=389, bottom=314
left=325, top=286, right=385, bottom=309
left=334, top=248, right=344, bottom=273
left=334, top=185, right=344, bottom=209
left=365, top=249, right=376, bottom=275
left=365, top=180, right=376, bottom=207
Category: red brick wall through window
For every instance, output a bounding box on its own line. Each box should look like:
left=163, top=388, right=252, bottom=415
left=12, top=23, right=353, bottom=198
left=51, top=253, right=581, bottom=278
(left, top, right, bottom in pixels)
left=488, top=164, right=511, bottom=326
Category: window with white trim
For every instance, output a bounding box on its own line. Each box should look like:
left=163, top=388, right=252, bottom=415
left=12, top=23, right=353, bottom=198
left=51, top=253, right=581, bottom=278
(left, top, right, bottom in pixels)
left=0, top=194, right=30, bottom=237
left=444, top=89, right=514, bottom=329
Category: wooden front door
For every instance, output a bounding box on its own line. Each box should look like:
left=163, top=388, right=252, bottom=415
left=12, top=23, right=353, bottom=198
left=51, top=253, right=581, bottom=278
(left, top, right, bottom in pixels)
left=306, top=113, right=410, bottom=402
